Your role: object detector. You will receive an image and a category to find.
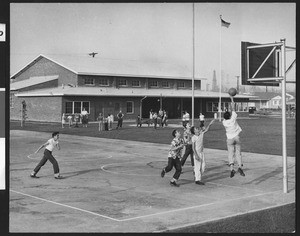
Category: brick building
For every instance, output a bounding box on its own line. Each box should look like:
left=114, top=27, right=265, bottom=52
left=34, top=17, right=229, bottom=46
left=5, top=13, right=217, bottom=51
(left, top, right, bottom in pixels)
left=10, top=54, right=253, bottom=122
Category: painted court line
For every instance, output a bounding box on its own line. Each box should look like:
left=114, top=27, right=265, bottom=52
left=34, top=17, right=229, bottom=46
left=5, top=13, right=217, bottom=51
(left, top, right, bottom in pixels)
left=10, top=189, right=282, bottom=223
left=10, top=189, right=121, bottom=222
left=120, top=190, right=282, bottom=222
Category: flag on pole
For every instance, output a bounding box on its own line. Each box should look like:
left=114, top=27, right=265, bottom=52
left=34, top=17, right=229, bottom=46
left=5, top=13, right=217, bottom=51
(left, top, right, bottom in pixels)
left=221, top=18, right=230, bottom=28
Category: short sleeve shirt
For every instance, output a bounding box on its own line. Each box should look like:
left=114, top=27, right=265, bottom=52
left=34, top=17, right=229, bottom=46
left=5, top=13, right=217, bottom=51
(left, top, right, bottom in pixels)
left=222, top=111, right=242, bottom=139
left=168, top=138, right=184, bottom=159
left=183, top=129, right=193, bottom=145
left=45, top=138, right=58, bottom=152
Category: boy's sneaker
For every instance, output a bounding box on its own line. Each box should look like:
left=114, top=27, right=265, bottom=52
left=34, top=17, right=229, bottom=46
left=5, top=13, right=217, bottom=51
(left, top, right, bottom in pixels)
left=195, top=181, right=205, bottom=185
left=30, top=173, right=39, bottom=178
left=54, top=175, right=64, bottom=179
left=238, top=168, right=245, bottom=176
left=230, top=170, right=236, bottom=178
left=161, top=169, right=165, bottom=178
left=170, top=181, right=180, bottom=187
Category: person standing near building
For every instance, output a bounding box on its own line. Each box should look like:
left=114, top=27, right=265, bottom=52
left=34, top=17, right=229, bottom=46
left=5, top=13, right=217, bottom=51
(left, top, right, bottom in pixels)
left=185, top=110, right=190, bottom=127
left=162, top=110, right=168, bottom=127
left=152, top=112, right=158, bottom=129
left=61, top=113, right=66, bottom=128
left=191, top=118, right=215, bottom=185
left=116, top=110, right=124, bottom=129
left=182, top=111, right=186, bottom=128
left=222, top=95, right=245, bottom=178
left=108, top=113, right=114, bottom=130
left=30, top=132, right=63, bottom=179
left=97, top=113, right=104, bottom=131
left=181, top=122, right=194, bottom=169
left=161, top=129, right=185, bottom=187
left=149, top=109, right=153, bottom=127
left=67, top=114, right=73, bottom=128
left=158, top=108, right=163, bottom=127
left=136, top=114, right=142, bottom=127
left=199, top=113, right=205, bottom=128
left=81, top=108, right=89, bottom=128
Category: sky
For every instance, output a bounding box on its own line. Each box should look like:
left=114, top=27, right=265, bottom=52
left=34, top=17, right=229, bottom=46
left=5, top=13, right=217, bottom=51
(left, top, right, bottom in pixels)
left=10, top=2, right=296, bottom=91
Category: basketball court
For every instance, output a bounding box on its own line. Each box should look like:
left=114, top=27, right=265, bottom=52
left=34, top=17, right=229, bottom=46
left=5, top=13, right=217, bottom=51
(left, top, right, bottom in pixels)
left=9, top=130, right=295, bottom=233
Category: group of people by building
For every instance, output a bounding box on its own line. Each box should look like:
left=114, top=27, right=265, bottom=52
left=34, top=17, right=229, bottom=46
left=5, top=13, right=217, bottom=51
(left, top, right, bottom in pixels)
left=161, top=95, right=245, bottom=187
left=136, top=109, right=168, bottom=128
left=61, top=108, right=89, bottom=128
left=97, top=110, right=124, bottom=131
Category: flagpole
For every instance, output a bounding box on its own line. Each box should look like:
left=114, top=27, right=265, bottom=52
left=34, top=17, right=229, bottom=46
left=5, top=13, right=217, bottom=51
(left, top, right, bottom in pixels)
left=218, top=15, right=222, bottom=121
left=192, top=3, right=195, bottom=126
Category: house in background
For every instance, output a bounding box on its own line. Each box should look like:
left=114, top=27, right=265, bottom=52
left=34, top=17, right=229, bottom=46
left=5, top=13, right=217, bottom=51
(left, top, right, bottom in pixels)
left=10, top=54, right=254, bottom=123
left=248, top=92, right=295, bottom=110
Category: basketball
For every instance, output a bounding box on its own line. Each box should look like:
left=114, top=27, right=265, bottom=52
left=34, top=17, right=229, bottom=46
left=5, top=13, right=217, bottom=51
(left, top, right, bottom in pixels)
left=228, top=88, right=237, bottom=96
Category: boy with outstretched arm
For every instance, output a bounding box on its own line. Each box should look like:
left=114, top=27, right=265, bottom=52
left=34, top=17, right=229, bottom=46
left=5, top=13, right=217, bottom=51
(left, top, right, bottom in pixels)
left=161, top=129, right=185, bottom=187
left=191, top=118, right=215, bottom=185
left=30, top=131, right=63, bottom=179
left=222, top=95, right=245, bottom=178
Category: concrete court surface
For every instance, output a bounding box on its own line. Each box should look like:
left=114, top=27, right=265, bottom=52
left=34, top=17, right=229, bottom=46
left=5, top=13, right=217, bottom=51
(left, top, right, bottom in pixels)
left=9, top=130, right=295, bottom=233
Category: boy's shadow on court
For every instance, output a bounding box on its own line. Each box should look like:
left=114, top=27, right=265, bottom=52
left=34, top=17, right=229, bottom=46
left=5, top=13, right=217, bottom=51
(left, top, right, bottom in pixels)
left=61, top=168, right=102, bottom=179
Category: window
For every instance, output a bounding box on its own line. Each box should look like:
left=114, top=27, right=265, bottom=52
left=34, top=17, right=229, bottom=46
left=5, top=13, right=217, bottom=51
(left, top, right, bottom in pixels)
left=126, top=101, right=134, bottom=114
left=74, top=102, right=81, bottom=113
left=177, top=81, right=185, bottom=88
left=65, top=102, right=73, bottom=113
left=149, top=80, right=158, bottom=87
left=65, top=101, right=90, bottom=114
left=84, top=78, right=94, bottom=85
left=132, top=80, right=140, bottom=87
left=207, top=102, right=249, bottom=112
left=207, top=102, right=219, bottom=112
left=118, top=79, right=127, bottom=86
left=99, top=78, right=109, bottom=86
left=162, top=81, right=170, bottom=88
left=82, top=102, right=90, bottom=113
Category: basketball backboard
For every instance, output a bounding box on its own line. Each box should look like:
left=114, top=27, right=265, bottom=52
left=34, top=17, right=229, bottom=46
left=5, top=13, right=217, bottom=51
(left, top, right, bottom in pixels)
left=241, top=41, right=280, bottom=86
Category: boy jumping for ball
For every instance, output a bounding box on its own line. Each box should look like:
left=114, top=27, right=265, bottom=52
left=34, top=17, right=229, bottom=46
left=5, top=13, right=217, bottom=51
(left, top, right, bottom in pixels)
left=222, top=95, right=245, bottom=178
left=161, top=129, right=185, bottom=187
left=30, top=132, right=64, bottom=179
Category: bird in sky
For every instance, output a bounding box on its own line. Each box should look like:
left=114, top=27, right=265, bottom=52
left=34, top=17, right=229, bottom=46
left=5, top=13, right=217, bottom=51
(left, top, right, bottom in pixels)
left=88, top=52, right=98, bottom=57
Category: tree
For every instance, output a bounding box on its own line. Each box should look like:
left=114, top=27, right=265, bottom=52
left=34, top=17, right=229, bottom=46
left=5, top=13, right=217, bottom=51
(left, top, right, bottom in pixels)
left=21, top=100, right=27, bottom=127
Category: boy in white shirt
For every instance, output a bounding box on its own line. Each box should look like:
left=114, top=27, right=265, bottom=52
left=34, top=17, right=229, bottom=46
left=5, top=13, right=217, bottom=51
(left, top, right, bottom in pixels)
left=30, top=132, right=63, bottom=179
left=191, top=119, right=215, bottom=185
left=222, top=95, right=245, bottom=178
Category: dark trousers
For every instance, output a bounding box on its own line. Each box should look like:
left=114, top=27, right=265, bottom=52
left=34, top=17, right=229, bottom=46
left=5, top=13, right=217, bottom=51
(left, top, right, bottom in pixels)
left=164, top=157, right=182, bottom=180
left=181, top=144, right=194, bottom=166
left=153, top=118, right=157, bottom=129
left=34, top=149, right=59, bottom=174
left=117, top=119, right=123, bottom=128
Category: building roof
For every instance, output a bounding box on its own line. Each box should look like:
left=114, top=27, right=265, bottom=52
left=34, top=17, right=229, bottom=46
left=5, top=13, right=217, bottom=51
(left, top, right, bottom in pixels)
left=14, top=86, right=255, bottom=99
left=10, top=75, right=59, bottom=91
left=11, top=54, right=205, bottom=81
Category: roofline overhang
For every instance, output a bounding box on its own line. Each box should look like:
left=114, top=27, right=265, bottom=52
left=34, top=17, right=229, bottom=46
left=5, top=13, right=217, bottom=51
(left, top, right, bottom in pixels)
left=77, top=72, right=207, bottom=80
